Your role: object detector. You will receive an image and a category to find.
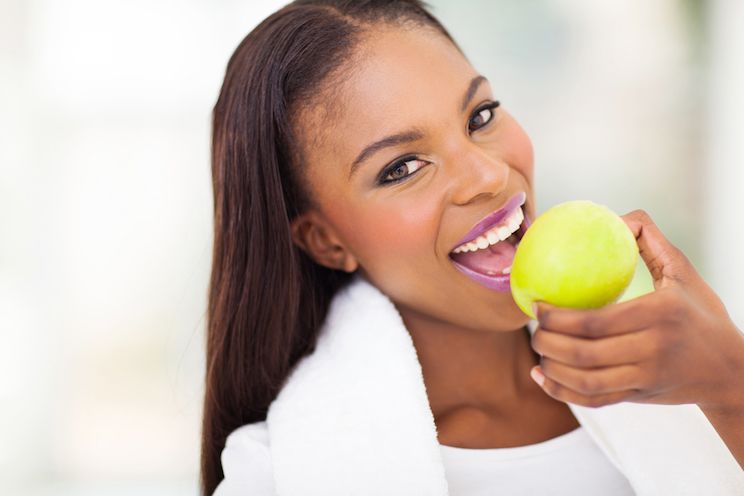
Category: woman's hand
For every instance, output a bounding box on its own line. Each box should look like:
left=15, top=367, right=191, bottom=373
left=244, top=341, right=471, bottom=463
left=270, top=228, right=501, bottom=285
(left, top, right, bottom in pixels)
left=529, top=209, right=744, bottom=412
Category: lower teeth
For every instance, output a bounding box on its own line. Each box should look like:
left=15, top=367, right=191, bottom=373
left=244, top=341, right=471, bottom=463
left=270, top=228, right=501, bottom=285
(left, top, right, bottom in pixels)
left=485, top=265, right=512, bottom=277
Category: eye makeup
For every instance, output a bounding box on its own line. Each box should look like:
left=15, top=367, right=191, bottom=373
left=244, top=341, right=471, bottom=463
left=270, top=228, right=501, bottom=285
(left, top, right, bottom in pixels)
left=375, top=99, right=501, bottom=187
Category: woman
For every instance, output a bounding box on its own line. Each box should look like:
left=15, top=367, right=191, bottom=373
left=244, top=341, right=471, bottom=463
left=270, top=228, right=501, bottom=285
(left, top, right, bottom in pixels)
left=202, top=1, right=744, bottom=494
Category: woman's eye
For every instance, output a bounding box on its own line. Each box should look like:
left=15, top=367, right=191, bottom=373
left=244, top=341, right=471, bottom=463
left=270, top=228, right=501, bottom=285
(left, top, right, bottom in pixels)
left=380, top=157, right=427, bottom=184
left=468, top=101, right=500, bottom=133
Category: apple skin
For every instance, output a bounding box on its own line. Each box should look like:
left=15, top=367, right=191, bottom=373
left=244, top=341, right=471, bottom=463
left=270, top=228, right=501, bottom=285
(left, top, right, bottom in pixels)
left=510, top=200, right=639, bottom=319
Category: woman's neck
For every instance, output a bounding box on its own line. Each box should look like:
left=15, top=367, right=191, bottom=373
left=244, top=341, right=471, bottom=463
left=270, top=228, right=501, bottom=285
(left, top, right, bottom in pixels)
left=398, top=307, right=540, bottom=420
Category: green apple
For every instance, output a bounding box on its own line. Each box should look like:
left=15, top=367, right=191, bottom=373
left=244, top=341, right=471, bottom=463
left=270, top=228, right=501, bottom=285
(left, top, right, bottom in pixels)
left=510, top=200, right=639, bottom=319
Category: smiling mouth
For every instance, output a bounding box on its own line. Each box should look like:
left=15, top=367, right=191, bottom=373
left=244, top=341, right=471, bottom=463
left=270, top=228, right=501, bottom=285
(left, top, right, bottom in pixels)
left=448, top=198, right=532, bottom=291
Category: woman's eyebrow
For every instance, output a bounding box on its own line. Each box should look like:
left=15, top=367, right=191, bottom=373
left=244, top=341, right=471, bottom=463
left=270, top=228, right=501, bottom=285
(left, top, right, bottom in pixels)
left=348, top=74, right=488, bottom=180
left=349, top=129, right=424, bottom=179
left=461, top=75, right=487, bottom=112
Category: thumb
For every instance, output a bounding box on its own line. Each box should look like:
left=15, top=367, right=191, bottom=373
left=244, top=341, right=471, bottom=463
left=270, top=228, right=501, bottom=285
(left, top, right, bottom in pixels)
left=621, top=209, right=693, bottom=289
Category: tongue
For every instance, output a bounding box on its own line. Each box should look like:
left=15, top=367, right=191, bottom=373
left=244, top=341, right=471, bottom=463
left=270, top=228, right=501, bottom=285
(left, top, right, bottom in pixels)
left=450, top=240, right=517, bottom=276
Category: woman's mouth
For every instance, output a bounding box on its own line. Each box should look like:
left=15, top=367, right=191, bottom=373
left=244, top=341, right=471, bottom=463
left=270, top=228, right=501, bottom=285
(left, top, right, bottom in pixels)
left=448, top=194, right=532, bottom=293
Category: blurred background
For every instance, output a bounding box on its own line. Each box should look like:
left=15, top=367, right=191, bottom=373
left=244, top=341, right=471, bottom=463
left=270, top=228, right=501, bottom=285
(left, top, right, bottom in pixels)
left=2, top=0, right=742, bottom=494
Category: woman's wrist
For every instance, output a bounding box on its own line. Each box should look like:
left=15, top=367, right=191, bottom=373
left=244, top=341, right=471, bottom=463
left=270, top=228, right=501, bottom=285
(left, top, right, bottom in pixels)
left=696, top=323, right=744, bottom=415
left=696, top=329, right=744, bottom=469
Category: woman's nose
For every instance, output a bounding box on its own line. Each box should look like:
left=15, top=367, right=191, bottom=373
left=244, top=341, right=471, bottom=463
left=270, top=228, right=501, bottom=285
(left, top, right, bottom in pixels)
left=447, top=147, right=510, bottom=206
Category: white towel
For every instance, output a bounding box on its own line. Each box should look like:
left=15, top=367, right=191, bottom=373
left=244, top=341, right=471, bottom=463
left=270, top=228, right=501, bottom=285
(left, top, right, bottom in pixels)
left=258, top=274, right=744, bottom=495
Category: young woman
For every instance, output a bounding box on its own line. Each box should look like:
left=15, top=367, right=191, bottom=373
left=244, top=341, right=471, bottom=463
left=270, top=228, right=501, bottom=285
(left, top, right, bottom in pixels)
left=202, top=1, right=744, bottom=494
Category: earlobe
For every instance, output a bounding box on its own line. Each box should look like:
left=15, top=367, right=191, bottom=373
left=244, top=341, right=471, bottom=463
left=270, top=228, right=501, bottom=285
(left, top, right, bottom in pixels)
left=290, top=212, right=358, bottom=273
left=340, top=254, right=359, bottom=273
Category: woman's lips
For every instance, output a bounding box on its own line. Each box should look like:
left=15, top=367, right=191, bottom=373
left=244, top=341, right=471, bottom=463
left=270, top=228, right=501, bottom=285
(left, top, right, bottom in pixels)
left=448, top=206, right=533, bottom=293
left=450, top=259, right=513, bottom=292
left=450, top=191, right=528, bottom=252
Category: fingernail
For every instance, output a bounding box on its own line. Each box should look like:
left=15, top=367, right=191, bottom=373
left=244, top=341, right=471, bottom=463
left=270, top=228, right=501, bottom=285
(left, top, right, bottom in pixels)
left=531, top=303, right=538, bottom=318
left=530, top=366, right=545, bottom=387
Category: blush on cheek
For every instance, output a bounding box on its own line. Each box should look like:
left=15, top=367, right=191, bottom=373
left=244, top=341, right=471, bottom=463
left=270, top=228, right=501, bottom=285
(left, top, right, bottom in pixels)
left=342, top=201, right=440, bottom=270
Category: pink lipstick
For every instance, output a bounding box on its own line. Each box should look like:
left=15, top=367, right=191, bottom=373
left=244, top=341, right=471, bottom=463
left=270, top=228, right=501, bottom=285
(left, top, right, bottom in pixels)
left=449, top=191, right=532, bottom=293
left=451, top=191, right=527, bottom=252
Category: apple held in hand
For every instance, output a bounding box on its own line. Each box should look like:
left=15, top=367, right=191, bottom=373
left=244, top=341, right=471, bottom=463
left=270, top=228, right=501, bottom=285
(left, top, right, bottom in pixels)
left=510, top=200, right=639, bottom=319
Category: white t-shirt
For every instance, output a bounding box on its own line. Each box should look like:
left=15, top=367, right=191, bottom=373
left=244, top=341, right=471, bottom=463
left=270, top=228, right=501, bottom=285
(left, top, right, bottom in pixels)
left=439, top=425, right=635, bottom=495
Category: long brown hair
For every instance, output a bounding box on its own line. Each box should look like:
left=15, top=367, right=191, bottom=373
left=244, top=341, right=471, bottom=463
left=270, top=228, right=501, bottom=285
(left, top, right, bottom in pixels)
left=202, top=1, right=457, bottom=493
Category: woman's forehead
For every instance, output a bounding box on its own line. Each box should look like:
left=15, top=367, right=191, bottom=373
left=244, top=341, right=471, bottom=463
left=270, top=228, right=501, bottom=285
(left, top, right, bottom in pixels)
left=302, top=26, right=481, bottom=170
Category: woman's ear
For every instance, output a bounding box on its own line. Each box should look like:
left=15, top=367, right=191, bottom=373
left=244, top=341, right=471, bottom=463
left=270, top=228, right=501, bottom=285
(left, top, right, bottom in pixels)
left=290, top=211, right=358, bottom=273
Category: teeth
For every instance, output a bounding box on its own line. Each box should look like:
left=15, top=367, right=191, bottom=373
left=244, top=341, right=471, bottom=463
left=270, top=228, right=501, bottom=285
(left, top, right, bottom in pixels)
left=496, top=225, right=512, bottom=240
left=452, top=206, right=524, bottom=254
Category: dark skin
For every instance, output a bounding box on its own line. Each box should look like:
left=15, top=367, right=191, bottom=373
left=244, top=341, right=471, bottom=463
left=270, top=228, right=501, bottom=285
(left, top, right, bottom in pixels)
left=290, top=24, right=744, bottom=463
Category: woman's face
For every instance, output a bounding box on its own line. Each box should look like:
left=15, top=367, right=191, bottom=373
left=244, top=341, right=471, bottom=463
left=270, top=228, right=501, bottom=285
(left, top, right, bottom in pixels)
left=293, top=25, right=535, bottom=333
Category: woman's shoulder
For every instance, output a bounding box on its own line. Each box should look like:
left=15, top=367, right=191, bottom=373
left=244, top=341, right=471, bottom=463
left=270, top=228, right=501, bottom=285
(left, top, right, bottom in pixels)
left=213, top=421, right=276, bottom=496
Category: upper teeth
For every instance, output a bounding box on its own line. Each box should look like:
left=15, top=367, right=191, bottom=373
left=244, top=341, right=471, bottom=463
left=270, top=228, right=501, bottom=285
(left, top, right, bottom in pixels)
left=452, top=206, right=524, bottom=254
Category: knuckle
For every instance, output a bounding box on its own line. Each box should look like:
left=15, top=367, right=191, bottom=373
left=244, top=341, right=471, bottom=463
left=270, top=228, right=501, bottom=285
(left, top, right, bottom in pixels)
left=571, top=346, right=596, bottom=367
left=581, top=314, right=603, bottom=338
left=581, top=317, right=594, bottom=335
left=577, top=375, right=602, bottom=395
left=669, top=244, right=688, bottom=262
left=632, top=209, right=652, bottom=224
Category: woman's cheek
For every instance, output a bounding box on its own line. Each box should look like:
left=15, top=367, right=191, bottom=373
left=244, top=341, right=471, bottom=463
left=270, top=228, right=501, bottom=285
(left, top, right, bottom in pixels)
left=347, top=199, right=440, bottom=269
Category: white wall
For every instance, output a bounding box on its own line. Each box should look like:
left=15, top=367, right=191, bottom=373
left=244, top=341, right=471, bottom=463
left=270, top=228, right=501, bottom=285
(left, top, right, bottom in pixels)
left=0, top=1, right=287, bottom=494
left=703, top=0, right=744, bottom=326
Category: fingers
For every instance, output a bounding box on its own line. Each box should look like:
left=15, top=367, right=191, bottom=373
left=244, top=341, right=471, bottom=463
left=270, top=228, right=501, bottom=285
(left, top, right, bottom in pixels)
left=535, top=291, right=662, bottom=338
left=531, top=362, right=643, bottom=408
left=540, top=359, right=643, bottom=395
left=531, top=326, right=652, bottom=367
left=621, top=209, right=692, bottom=288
